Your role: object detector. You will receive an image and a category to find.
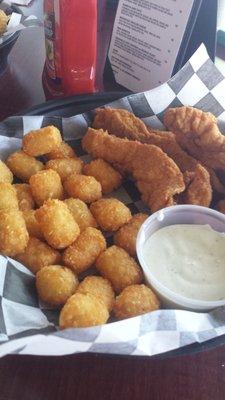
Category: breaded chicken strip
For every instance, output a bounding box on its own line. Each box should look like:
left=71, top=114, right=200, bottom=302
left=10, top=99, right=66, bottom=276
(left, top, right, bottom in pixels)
left=164, top=106, right=225, bottom=171
left=82, top=128, right=185, bottom=212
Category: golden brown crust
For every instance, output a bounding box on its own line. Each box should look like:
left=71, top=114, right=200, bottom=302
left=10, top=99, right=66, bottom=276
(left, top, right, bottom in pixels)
left=114, top=213, right=148, bottom=256
left=90, top=198, right=132, bottom=231
left=23, top=126, right=62, bottom=157
left=76, top=276, right=115, bottom=311
left=82, top=128, right=185, bottom=212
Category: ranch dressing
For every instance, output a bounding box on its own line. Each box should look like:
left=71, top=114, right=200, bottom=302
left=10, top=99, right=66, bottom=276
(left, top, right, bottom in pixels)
left=142, top=224, right=225, bottom=301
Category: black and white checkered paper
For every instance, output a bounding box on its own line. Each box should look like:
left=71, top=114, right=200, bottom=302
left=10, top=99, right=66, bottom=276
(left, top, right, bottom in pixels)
left=1, top=44, right=225, bottom=358
left=0, top=11, right=41, bottom=45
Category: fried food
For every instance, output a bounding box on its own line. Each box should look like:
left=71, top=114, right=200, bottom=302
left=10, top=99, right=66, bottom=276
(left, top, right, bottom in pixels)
left=114, top=213, right=148, bottom=256
left=46, top=141, right=76, bottom=160
left=6, top=150, right=44, bottom=182
left=29, top=169, right=64, bottom=206
left=64, top=174, right=102, bottom=203
left=63, top=227, right=106, bottom=274
left=76, top=276, right=115, bottom=311
left=216, top=199, right=225, bottom=214
left=59, top=292, right=109, bottom=329
left=96, top=245, right=143, bottom=293
left=0, top=160, right=13, bottom=183
left=181, top=164, right=212, bottom=206
left=16, top=237, right=61, bottom=274
left=0, top=10, right=8, bottom=36
left=36, top=265, right=78, bottom=307
left=46, top=157, right=83, bottom=182
left=0, top=210, right=29, bottom=257
left=23, top=210, right=44, bottom=240
left=83, top=158, right=122, bottom=194
left=14, top=184, right=35, bottom=211
left=93, top=108, right=214, bottom=206
left=35, top=199, right=80, bottom=249
left=164, top=106, right=225, bottom=171
left=82, top=128, right=185, bottom=212
left=22, top=125, right=62, bottom=157
left=113, top=284, right=160, bottom=319
left=64, top=198, right=97, bottom=232
left=90, top=198, right=132, bottom=232
left=0, top=183, right=19, bottom=211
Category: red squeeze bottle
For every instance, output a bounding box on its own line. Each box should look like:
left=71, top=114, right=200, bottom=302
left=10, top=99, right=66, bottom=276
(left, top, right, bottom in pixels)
left=43, top=0, right=97, bottom=98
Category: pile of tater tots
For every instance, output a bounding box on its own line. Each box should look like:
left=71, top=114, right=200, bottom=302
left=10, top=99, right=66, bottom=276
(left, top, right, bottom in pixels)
left=0, top=125, right=160, bottom=329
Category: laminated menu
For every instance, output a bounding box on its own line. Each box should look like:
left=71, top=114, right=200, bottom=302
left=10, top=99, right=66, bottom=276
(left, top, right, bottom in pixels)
left=1, top=44, right=225, bottom=358
left=108, top=0, right=203, bottom=92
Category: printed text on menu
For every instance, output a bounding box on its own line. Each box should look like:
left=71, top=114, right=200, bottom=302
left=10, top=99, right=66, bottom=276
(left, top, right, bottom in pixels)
left=108, top=0, right=195, bottom=92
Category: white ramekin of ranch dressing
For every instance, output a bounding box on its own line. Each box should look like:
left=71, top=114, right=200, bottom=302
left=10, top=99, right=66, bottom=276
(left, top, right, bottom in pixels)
left=136, top=205, right=225, bottom=311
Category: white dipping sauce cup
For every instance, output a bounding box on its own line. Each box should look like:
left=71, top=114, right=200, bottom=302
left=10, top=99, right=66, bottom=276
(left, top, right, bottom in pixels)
left=136, top=205, right=225, bottom=311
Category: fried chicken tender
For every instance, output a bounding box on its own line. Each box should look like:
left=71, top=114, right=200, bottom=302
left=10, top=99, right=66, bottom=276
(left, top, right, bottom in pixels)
left=14, top=184, right=35, bottom=211
left=23, top=210, right=44, bottom=240
left=59, top=292, right=109, bottom=329
left=46, top=158, right=83, bottom=182
left=0, top=183, right=19, bottom=211
left=6, top=150, right=44, bottom=182
left=181, top=164, right=212, bottom=207
left=0, top=160, right=13, bottom=183
left=35, top=199, right=80, bottom=249
left=82, top=129, right=185, bottom=212
left=90, top=198, right=132, bottom=231
left=16, top=237, right=61, bottom=274
left=164, top=106, right=225, bottom=171
left=83, top=158, right=122, bottom=194
left=29, top=169, right=64, bottom=206
left=64, top=198, right=97, bottom=232
left=216, top=199, right=225, bottom=214
left=114, top=213, right=148, bottom=256
left=0, top=210, right=29, bottom=257
left=76, top=276, right=115, bottom=311
left=113, top=284, right=160, bottom=319
left=96, top=245, right=143, bottom=293
left=93, top=108, right=214, bottom=204
left=23, top=126, right=62, bottom=157
left=0, top=10, right=8, bottom=36
left=46, top=141, right=76, bottom=160
left=64, top=174, right=102, bottom=203
left=63, top=227, right=106, bottom=274
left=36, top=265, right=79, bottom=307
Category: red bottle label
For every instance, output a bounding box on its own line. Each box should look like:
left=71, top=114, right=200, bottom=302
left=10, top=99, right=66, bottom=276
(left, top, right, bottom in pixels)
left=44, top=8, right=61, bottom=81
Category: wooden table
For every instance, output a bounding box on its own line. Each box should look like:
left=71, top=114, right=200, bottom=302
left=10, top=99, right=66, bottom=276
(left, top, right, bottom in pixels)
left=1, top=2, right=225, bottom=400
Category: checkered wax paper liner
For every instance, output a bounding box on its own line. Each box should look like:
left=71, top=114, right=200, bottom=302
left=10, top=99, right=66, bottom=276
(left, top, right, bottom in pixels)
left=1, top=43, right=225, bottom=358
left=0, top=10, right=42, bottom=45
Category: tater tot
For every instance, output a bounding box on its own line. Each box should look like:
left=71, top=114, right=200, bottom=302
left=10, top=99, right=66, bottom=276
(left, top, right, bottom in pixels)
left=113, top=284, right=160, bottom=319
left=90, top=198, right=132, bottom=232
left=22, top=125, right=62, bottom=157
left=64, top=174, right=102, bottom=203
left=29, top=169, right=64, bottom=206
left=0, top=160, right=13, bottom=183
left=64, top=198, right=97, bottom=232
left=59, top=293, right=109, bottom=329
left=96, top=245, right=143, bottom=293
left=23, top=210, right=44, bottom=240
left=83, top=158, right=122, bottom=194
left=14, top=184, right=35, bottom=211
left=77, top=276, right=115, bottom=311
left=46, top=141, right=76, bottom=160
left=16, top=237, right=61, bottom=274
left=217, top=199, right=225, bottom=214
left=6, top=150, right=44, bottom=182
left=0, top=183, right=19, bottom=211
left=35, top=199, right=80, bottom=249
left=36, top=265, right=79, bottom=306
left=114, top=213, right=148, bottom=256
left=46, top=158, right=83, bottom=182
left=0, top=210, right=29, bottom=257
left=63, top=227, right=106, bottom=274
